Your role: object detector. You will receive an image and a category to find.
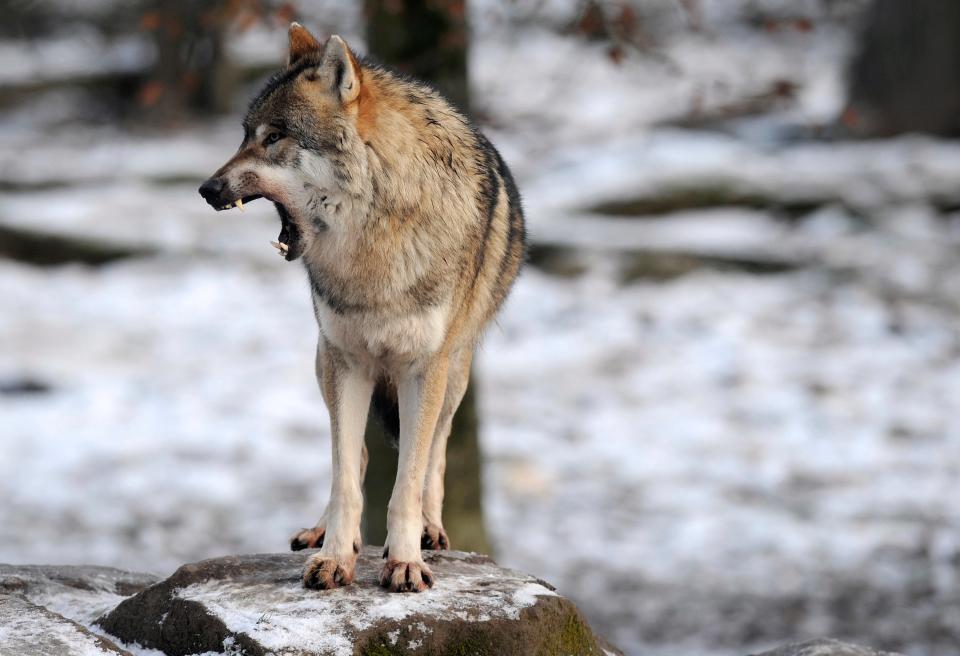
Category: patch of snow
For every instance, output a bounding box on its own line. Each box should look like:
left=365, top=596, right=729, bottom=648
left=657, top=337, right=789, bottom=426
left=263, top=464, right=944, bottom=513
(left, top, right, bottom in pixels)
left=103, top=641, right=166, bottom=656
left=0, top=597, right=117, bottom=656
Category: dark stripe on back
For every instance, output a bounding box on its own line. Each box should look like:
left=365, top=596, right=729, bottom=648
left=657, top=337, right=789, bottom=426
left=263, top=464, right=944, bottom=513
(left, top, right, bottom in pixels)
left=488, top=148, right=526, bottom=311
left=469, top=134, right=503, bottom=290
left=494, top=148, right=527, bottom=270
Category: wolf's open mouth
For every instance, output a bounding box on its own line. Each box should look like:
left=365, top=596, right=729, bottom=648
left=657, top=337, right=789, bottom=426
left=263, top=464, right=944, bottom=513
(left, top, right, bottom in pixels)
left=217, top=194, right=302, bottom=262
left=273, top=203, right=302, bottom=261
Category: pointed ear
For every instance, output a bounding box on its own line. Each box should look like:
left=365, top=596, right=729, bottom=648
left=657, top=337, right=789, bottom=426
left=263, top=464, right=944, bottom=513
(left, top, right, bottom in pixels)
left=287, top=22, right=322, bottom=67
left=323, top=35, right=361, bottom=104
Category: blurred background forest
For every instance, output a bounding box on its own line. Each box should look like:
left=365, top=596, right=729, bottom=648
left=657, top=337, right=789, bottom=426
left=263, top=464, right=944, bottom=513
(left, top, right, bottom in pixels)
left=2, top=1, right=960, bottom=655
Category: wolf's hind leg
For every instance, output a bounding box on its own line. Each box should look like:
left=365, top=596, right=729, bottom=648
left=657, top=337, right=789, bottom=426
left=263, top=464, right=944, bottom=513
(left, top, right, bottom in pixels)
left=291, top=444, right=368, bottom=551
left=302, top=347, right=373, bottom=590
left=290, top=520, right=326, bottom=551
left=421, top=348, right=473, bottom=551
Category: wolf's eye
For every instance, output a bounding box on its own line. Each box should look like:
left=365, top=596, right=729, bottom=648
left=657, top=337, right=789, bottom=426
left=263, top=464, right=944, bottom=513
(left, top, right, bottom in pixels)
left=263, top=132, right=283, bottom=146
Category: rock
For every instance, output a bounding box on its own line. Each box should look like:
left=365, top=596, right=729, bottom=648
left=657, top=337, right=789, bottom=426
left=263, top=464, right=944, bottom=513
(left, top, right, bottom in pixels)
left=0, top=594, right=131, bottom=655
left=749, top=638, right=904, bottom=656
left=0, top=563, right=158, bottom=626
left=97, top=547, right=621, bottom=656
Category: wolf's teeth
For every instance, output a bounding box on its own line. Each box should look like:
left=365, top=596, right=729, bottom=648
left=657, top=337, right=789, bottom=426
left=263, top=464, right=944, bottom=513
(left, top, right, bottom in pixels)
left=279, top=241, right=289, bottom=252
left=235, top=198, right=245, bottom=212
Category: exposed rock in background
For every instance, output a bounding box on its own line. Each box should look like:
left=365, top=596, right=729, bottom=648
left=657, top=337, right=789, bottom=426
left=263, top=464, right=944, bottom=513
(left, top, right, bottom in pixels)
left=0, top=223, right=154, bottom=267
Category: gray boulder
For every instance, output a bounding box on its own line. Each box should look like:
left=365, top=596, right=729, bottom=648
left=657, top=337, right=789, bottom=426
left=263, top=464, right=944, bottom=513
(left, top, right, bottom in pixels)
left=97, top=547, right=621, bottom=656
left=0, top=563, right=158, bottom=626
left=0, top=594, right=131, bottom=656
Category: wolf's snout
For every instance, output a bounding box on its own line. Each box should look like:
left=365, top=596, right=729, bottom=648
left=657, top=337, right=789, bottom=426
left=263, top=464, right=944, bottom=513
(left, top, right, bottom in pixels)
left=198, top=177, right=226, bottom=205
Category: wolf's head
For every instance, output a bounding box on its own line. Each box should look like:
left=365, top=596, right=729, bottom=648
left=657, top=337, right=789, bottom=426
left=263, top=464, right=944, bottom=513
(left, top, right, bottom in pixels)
left=199, top=24, right=367, bottom=261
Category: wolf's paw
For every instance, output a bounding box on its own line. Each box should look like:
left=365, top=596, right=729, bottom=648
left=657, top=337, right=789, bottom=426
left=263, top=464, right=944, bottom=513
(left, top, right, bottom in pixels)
left=302, top=553, right=355, bottom=590
left=290, top=526, right=325, bottom=551
left=421, top=524, right=450, bottom=551
left=379, top=558, right=434, bottom=593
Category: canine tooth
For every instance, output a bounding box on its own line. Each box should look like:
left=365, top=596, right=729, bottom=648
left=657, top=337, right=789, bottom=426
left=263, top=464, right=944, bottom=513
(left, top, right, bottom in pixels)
left=279, top=241, right=289, bottom=252
left=270, top=240, right=282, bottom=252
left=235, top=198, right=245, bottom=212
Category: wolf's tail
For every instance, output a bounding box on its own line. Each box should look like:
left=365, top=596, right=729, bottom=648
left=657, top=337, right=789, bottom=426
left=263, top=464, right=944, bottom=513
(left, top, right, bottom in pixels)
left=370, top=377, right=400, bottom=446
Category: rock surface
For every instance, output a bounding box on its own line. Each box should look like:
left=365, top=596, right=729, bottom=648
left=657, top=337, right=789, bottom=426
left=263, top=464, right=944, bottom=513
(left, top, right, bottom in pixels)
left=97, top=547, right=619, bottom=656
left=0, top=594, right=130, bottom=656
left=750, top=638, right=903, bottom=656
left=0, top=563, right=158, bottom=656
left=0, top=563, right=158, bottom=626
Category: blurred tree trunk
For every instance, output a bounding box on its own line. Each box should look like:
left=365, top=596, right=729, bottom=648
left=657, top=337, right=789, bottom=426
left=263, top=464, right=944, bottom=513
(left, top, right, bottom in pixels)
left=363, top=0, right=470, bottom=111
left=847, top=0, right=960, bottom=137
left=362, top=0, right=491, bottom=554
left=139, top=0, right=238, bottom=123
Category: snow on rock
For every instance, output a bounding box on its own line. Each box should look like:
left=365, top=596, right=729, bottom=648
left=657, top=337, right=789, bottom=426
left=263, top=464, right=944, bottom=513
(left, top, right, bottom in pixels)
left=96, top=547, right=616, bottom=656
left=751, top=639, right=903, bottom=656
left=0, top=563, right=157, bottom=627
left=0, top=594, right=131, bottom=656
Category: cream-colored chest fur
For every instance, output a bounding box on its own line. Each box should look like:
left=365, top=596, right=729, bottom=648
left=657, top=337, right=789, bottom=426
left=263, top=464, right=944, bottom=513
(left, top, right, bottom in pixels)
left=314, top=299, right=450, bottom=371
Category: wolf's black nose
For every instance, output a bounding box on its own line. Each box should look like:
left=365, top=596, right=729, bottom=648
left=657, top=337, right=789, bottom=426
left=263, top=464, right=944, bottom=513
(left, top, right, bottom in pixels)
left=198, top=178, right=225, bottom=203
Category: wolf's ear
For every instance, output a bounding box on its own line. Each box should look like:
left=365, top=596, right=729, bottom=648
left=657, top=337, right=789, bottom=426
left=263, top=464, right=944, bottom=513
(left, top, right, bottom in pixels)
left=287, top=22, right=322, bottom=67
left=322, top=35, right=361, bottom=104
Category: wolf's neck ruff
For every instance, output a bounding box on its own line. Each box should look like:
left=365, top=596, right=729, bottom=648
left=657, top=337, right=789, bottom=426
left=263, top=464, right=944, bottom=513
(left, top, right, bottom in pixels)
left=198, top=23, right=525, bottom=593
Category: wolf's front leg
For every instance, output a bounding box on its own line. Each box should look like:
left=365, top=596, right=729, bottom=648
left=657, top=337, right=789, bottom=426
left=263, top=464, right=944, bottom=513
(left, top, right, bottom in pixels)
left=381, top=355, right=450, bottom=592
left=421, top=348, right=473, bottom=551
left=302, top=347, right=373, bottom=590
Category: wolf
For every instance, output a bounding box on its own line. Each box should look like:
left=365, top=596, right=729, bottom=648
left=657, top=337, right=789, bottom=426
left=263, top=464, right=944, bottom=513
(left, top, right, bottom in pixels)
left=198, top=23, right=525, bottom=592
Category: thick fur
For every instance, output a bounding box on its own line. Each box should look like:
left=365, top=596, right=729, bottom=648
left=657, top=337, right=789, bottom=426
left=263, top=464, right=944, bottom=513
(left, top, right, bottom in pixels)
left=199, top=24, right=525, bottom=592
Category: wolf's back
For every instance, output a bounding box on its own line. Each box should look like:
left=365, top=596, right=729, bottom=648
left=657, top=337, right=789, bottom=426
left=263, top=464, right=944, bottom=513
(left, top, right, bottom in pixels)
left=359, top=63, right=526, bottom=441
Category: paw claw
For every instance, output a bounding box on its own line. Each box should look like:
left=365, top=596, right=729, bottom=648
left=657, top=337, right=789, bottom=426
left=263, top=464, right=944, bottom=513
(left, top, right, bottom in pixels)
left=302, top=554, right=354, bottom=590
left=421, top=525, right=450, bottom=551
left=379, top=559, right=434, bottom=593
left=290, top=526, right=325, bottom=551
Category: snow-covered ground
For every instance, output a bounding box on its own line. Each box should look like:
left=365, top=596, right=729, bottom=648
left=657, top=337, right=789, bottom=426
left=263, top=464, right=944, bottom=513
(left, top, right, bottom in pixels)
left=2, top=2, right=960, bottom=655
